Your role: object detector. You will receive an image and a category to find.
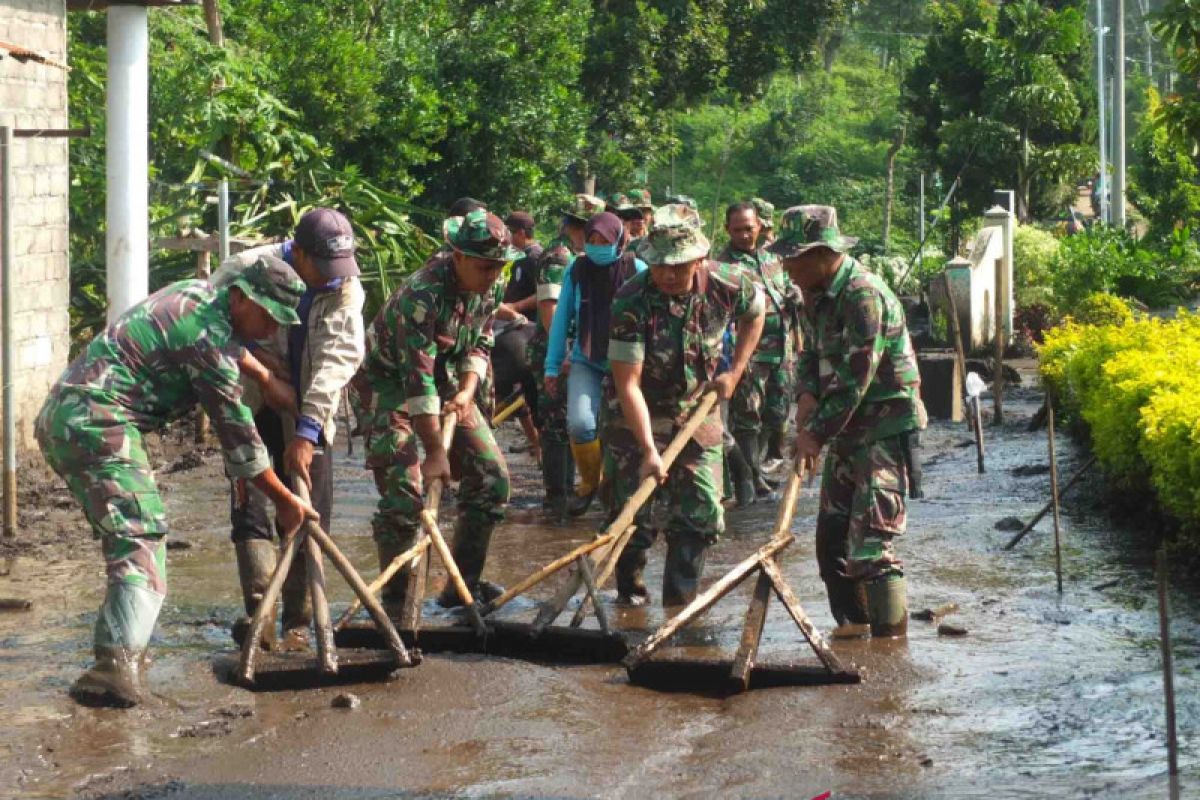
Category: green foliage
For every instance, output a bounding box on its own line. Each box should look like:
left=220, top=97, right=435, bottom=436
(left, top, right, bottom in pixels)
left=1012, top=224, right=1060, bottom=306
left=1130, top=88, right=1200, bottom=240
left=1048, top=226, right=1198, bottom=311
left=904, top=0, right=1094, bottom=236
left=1071, top=292, right=1135, bottom=327
left=1153, top=0, right=1200, bottom=154
left=1039, top=313, right=1200, bottom=537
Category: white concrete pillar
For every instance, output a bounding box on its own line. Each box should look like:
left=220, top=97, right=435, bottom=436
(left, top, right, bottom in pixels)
left=105, top=6, right=150, bottom=322
left=983, top=204, right=1014, bottom=342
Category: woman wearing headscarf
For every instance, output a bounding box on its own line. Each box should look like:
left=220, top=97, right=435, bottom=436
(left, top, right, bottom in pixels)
left=544, top=211, right=647, bottom=515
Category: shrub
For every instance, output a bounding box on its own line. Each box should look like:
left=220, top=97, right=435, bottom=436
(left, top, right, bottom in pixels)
left=1039, top=312, right=1200, bottom=537
left=1070, top=292, right=1134, bottom=327
left=1013, top=224, right=1060, bottom=307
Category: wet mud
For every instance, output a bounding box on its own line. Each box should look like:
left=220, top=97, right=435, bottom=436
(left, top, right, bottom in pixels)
left=1, top=369, right=1195, bottom=798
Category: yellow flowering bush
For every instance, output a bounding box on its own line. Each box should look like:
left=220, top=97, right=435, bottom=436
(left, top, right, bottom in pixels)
left=1039, top=309, right=1200, bottom=535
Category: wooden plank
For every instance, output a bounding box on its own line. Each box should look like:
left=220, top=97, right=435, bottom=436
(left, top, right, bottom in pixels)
left=728, top=569, right=773, bottom=692
left=760, top=557, right=845, bottom=675
left=575, top=554, right=610, bottom=635
left=622, top=535, right=793, bottom=669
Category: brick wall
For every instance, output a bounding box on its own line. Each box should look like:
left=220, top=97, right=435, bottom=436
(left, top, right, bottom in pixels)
left=0, top=0, right=70, bottom=449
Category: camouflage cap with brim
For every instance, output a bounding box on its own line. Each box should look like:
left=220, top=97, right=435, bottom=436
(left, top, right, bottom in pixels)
left=561, top=193, right=607, bottom=223
left=766, top=204, right=858, bottom=259
left=636, top=203, right=711, bottom=266
left=665, top=194, right=698, bottom=210
left=752, top=197, right=775, bottom=229
left=231, top=254, right=305, bottom=326
left=443, top=209, right=522, bottom=261
left=607, top=192, right=635, bottom=213
left=627, top=188, right=653, bottom=210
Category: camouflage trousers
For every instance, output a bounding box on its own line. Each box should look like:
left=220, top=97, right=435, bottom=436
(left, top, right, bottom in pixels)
left=730, top=360, right=793, bottom=436
left=367, top=403, right=509, bottom=547
left=532, top=336, right=569, bottom=446
left=35, top=389, right=170, bottom=650
left=604, top=413, right=725, bottom=551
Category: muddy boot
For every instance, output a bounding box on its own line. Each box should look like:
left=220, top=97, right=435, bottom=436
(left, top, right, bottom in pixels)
left=725, top=442, right=757, bottom=509
left=277, top=556, right=312, bottom=652
left=662, top=534, right=708, bottom=607
left=615, top=546, right=650, bottom=606
left=569, top=439, right=603, bottom=517
left=375, top=532, right=418, bottom=617
left=815, top=512, right=870, bottom=627
left=541, top=438, right=574, bottom=524
left=437, top=520, right=500, bottom=608
left=70, top=645, right=146, bottom=708
left=233, top=539, right=277, bottom=650
left=72, top=581, right=164, bottom=708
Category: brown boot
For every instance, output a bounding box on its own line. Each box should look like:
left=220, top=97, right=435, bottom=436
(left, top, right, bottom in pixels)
left=233, top=539, right=277, bottom=650
left=70, top=645, right=145, bottom=708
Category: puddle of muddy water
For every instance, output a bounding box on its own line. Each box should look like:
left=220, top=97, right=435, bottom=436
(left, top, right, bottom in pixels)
left=0, top=383, right=1195, bottom=798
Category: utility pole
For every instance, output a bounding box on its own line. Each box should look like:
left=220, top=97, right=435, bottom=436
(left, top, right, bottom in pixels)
left=1097, top=0, right=1109, bottom=225
left=1113, top=0, right=1127, bottom=229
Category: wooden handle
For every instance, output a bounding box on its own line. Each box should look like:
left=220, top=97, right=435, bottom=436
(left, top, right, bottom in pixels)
left=333, top=537, right=431, bottom=631
left=491, top=395, right=525, bottom=426
left=238, top=528, right=305, bottom=684
left=485, top=391, right=719, bottom=617
left=425, top=411, right=458, bottom=512
left=304, top=533, right=338, bottom=675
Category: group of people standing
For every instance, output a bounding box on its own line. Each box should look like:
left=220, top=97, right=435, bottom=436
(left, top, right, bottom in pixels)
left=37, top=189, right=923, bottom=710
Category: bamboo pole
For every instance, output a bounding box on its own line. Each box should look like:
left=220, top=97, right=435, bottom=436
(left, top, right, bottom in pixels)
left=1004, top=456, right=1097, bottom=549
left=490, top=392, right=719, bottom=618
left=972, top=395, right=986, bottom=473
left=195, top=250, right=211, bottom=444
left=1047, top=399, right=1063, bottom=594
left=304, top=534, right=337, bottom=675
left=567, top=523, right=639, bottom=628
left=992, top=266, right=1005, bottom=425
left=728, top=571, right=772, bottom=692
left=238, top=528, right=306, bottom=683
left=491, top=395, right=525, bottom=426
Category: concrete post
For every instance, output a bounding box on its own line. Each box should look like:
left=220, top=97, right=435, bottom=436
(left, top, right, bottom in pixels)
left=983, top=204, right=1014, bottom=342
left=105, top=6, right=150, bottom=321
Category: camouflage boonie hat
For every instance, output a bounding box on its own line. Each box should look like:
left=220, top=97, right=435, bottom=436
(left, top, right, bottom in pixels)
left=627, top=188, right=653, bottom=210
left=767, top=204, right=858, bottom=259
left=752, top=197, right=775, bottom=229
left=665, top=194, right=697, bottom=210
left=562, top=193, right=607, bottom=223
left=636, top=204, right=711, bottom=266
left=443, top=209, right=522, bottom=261
left=231, top=254, right=305, bottom=326
left=606, top=192, right=634, bottom=213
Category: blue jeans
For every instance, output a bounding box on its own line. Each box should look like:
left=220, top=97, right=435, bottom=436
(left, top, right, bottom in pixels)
left=566, top=360, right=605, bottom=444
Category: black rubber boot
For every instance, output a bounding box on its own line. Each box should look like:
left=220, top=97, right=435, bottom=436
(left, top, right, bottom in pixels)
left=541, top=439, right=574, bottom=523
left=662, top=533, right=708, bottom=607
left=815, top=512, right=870, bottom=625
left=233, top=539, right=278, bottom=650
left=725, top=442, right=757, bottom=508
left=278, top=554, right=312, bottom=652
left=70, top=645, right=146, bottom=709
left=615, top=545, right=650, bottom=606
left=437, top=519, right=502, bottom=608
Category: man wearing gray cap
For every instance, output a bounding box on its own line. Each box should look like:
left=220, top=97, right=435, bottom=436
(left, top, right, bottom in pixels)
left=213, top=207, right=366, bottom=651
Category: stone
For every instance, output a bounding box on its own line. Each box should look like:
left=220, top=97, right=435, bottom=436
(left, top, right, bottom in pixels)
left=331, top=692, right=361, bottom=710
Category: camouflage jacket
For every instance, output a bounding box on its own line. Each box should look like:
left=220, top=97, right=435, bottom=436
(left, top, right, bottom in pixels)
left=363, top=253, right=501, bottom=417
left=714, top=243, right=800, bottom=364
left=798, top=256, right=921, bottom=444
left=607, top=261, right=764, bottom=440
left=44, top=280, right=270, bottom=478
left=530, top=234, right=576, bottom=371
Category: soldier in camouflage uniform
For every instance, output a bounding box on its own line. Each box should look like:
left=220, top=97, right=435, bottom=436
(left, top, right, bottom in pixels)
left=36, top=257, right=315, bottom=707
left=364, top=209, right=519, bottom=609
left=608, top=189, right=653, bottom=245
left=532, top=194, right=605, bottom=520
left=769, top=205, right=922, bottom=633
left=715, top=201, right=802, bottom=500
left=607, top=204, right=765, bottom=606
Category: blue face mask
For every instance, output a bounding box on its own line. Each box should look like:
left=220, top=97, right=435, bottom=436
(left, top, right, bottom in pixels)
left=584, top=242, right=620, bottom=266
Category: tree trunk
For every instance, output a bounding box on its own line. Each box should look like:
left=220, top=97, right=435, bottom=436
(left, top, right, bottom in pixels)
left=881, top=124, right=906, bottom=252
left=202, top=0, right=224, bottom=47
left=823, top=32, right=843, bottom=74
left=1016, top=127, right=1031, bottom=223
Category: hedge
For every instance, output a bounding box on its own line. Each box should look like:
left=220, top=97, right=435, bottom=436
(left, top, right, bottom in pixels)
left=1039, top=304, right=1200, bottom=538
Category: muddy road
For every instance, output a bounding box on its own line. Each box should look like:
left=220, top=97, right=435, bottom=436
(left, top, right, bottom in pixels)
left=1, top=379, right=1194, bottom=798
